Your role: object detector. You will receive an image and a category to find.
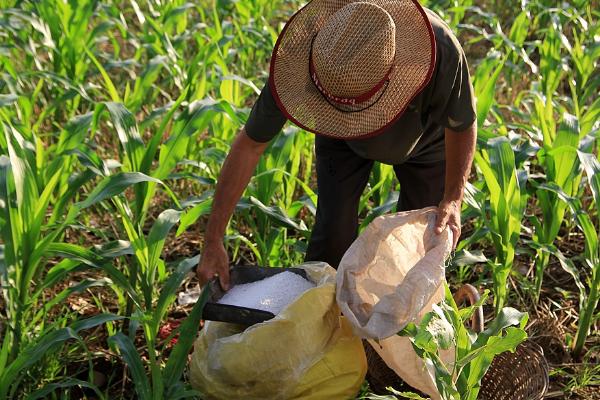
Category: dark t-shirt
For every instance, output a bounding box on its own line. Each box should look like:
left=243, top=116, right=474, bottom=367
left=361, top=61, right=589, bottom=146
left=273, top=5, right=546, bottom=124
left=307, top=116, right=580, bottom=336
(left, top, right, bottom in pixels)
left=244, top=9, right=476, bottom=165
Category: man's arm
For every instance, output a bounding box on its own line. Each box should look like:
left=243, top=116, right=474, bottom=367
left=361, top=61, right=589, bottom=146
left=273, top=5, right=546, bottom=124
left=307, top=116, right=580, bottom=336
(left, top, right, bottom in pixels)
left=196, top=128, right=270, bottom=289
left=434, top=121, right=477, bottom=248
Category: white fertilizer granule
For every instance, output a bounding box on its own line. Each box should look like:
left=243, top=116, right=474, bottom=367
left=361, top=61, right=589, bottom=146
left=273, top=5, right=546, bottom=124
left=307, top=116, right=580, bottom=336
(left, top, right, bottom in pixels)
left=217, top=271, right=315, bottom=315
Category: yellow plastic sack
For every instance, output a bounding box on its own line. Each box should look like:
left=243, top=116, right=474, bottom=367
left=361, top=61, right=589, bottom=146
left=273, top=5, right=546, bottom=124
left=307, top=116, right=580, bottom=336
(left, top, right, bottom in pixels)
left=336, top=207, right=454, bottom=399
left=189, top=262, right=367, bottom=400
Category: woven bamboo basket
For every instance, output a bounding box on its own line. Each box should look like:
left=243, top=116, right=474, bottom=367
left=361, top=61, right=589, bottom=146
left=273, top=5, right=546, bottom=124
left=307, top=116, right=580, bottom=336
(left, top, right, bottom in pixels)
left=365, top=284, right=549, bottom=399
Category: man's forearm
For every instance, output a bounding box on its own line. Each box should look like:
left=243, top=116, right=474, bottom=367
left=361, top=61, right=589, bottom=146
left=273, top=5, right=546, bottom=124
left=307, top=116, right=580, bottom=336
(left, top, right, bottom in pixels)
left=204, top=128, right=269, bottom=245
left=443, top=122, right=477, bottom=202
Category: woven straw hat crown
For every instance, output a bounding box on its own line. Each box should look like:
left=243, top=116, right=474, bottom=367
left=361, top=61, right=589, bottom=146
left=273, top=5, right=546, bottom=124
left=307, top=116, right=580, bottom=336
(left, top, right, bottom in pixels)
left=311, top=2, right=396, bottom=99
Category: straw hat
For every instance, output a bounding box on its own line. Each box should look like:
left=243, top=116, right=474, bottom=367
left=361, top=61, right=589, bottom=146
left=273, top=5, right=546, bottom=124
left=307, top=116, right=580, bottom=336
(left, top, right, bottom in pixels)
left=269, top=0, right=435, bottom=140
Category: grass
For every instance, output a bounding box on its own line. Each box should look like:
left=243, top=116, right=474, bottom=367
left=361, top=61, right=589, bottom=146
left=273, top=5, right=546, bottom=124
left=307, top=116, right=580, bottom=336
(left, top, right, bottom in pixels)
left=0, top=0, right=598, bottom=398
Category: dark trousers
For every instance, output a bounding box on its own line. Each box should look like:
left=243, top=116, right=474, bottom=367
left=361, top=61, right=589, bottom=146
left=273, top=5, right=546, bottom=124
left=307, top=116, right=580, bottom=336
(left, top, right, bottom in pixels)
left=304, top=136, right=446, bottom=268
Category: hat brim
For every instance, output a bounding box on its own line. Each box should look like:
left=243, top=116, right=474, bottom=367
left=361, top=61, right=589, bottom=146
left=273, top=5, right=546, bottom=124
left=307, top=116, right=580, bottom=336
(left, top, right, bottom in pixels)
left=269, top=0, right=436, bottom=140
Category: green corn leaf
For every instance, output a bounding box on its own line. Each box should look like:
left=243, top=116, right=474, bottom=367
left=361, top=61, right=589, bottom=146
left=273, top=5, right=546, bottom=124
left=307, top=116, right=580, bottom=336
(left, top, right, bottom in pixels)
left=254, top=130, right=297, bottom=204
left=473, top=52, right=506, bottom=128
left=392, top=391, right=428, bottom=399
left=26, top=378, right=104, bottom=400
left=0, top=155, right=18, bottom=273
left=0, top=94, right=18, bottom=107
left=248, top=196, right=308, bottom=233
left=3, top=124, right=38, bottom=226
left=84, top=46, right=121, bottom=102
left=29, top=165, right=63, bottom=247
left=94, top=240, right=134, bottom=258
left=578, top=151, right=600, bottom=206
left=221, top=74, right=261, bottom=95
left=38, top=259, right=84, bottom=293
left=539, top=16, right=564, bottom=98
left=155, top=99, right=232, bottom=182
left=536, top=113, right=580, bottom=243
left=153, top=255, right=199, bottom=335
left=464, top=327, right=527, bottom=389
left=147, top=209, right=182, bottom=273
left=553, top=247, right=587, bottom=304
left=508, top=10, right=530, bottom=48
left=580, top=96, right=600, bottom=138
left=139, top=88, right=189, bottom=176
left=487, top=137, right=517, bottom=202
left=45, top=242, right=103, bottom=267
left=176, top=197, right=212, bottom=236
left=451, top=249, right=488, bottom=267
left=127, top=55, right=167, bottom=111
left=549, top=115, right=580, bottom=187
left=162, top=284, right=210, bottom=391
left=28, top=193, right=80, bottom=257
left=0, top=314, right=122, bottom=395
left=55, top=112, right=94, bottom=154
left=50, top=169, right=97, bottom=224
left=427, top=305, right=455, bottom=350
left=538, top=181, right=598, bottom=262
left=138, top=98, right=228, bottom=218
left=25, top=71, right=93, bottom=102
left=77, top=172, right=161, bottom=209
left=103, top=102, right=145, bottom=172
left=108, top=333, right=152, bottom=400
left=66, top=147, right=108, bottom=177
left=32, top=278, right=111, bottom=325
left=101, top=262, right=143, bottom=311
left=456, top=324, right=526, bottom=370
left=473, top=307, right=527, bottom=349
left=474, top=135, right=523, bottom=309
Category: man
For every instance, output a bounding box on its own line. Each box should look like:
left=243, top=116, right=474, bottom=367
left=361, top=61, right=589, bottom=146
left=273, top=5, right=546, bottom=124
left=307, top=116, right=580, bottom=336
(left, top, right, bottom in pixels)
left=197, top=0, right=477, bottom=290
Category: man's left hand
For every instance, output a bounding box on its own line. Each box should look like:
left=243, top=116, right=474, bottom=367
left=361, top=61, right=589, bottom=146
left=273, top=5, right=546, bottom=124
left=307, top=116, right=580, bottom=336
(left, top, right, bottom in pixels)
left=435, top=199, right=461, bottom=249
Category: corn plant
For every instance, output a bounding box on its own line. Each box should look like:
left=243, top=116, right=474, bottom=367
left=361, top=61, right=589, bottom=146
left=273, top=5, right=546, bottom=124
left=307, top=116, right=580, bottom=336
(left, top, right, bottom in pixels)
left=538, top=152, right=600, bottom=359
left=48, top=134, right=212, bottom=400
left=0, top=119, right=129, bottom=397
left=107, top=259, right=211, bottom=400
left=398, top=286, right=528, bottom=400
left=472, top=137, right=527, bottom=313
left=515, top=4, right=598, bottom=300
left=529, top=114, right=581, bottom=298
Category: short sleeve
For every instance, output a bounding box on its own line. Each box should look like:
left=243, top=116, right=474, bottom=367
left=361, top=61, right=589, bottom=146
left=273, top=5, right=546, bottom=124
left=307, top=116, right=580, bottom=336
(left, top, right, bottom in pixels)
left=244, top=82, right=287, bottom=142
left=429, top=40, right=477, bottom=132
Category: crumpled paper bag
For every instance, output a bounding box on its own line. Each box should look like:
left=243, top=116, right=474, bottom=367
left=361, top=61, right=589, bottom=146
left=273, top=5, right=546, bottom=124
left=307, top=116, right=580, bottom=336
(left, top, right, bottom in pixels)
left=337, top=207, right=454, bottom=399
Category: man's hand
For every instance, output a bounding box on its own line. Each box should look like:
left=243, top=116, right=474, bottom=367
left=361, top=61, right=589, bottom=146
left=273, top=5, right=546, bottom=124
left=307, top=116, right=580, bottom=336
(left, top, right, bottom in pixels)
left=435, top=198, right=461, bottom=249
left=197, top=241, right=230, bottom=291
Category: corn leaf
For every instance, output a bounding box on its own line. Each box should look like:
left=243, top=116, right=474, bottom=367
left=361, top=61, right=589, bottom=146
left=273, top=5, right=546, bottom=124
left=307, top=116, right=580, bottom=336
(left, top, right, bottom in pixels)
left=0, top=314, right=122, bottom=397
left=108, top=333, right=152, bottom=400
left=162, top=284, right=210, bottom=391
left=77, top=172, right=161, bottom=209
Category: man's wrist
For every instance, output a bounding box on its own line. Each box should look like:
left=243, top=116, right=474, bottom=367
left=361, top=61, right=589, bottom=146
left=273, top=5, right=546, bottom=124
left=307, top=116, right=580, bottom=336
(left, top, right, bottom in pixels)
left=441, top=190, right=463, bottom=204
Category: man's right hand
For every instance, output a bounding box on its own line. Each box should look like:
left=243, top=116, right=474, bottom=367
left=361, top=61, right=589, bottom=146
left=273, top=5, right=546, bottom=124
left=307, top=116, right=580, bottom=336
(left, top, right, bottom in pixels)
left=197, top=241, right=230, bottom=291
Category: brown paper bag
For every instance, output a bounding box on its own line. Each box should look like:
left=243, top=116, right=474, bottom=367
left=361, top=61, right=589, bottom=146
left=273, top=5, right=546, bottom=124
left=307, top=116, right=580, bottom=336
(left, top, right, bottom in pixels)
left=336, top=207, right=453, bottom=399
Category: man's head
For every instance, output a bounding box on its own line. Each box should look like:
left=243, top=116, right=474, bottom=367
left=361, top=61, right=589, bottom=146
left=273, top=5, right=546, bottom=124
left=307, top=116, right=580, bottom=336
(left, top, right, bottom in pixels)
left=269, top=0, right=435, bottom=139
